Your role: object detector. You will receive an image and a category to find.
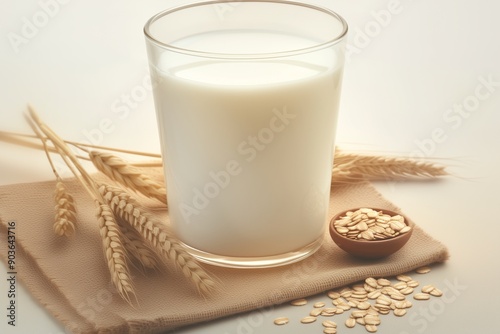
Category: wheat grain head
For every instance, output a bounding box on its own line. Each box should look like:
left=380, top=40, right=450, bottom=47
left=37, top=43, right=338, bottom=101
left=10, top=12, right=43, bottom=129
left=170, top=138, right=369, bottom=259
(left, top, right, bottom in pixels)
left=54, top=180, right=77, bottom=237
left=96, top=201, right=136, bottom=305
left=90, top=151, right=167, bottom=205
left=98, top=183, right=217, bottom=295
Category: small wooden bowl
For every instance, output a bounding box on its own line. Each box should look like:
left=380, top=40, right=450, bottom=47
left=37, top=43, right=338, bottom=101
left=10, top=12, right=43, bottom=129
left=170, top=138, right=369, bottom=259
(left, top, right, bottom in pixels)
left=329, top=208, right=413, bottom=259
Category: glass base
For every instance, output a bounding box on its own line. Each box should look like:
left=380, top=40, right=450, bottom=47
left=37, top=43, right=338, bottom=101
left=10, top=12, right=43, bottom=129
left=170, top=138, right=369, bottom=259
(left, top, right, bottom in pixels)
left=180, top=236, right=324, bottom=269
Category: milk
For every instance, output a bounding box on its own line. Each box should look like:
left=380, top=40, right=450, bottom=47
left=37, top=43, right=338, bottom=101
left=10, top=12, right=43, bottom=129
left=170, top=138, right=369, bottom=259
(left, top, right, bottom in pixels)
left=150, top=31, right=344, bottom=257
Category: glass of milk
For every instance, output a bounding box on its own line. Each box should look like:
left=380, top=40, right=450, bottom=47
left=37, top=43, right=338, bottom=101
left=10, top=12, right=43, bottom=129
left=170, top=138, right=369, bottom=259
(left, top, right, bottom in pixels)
left=144, top=0, right=347, bottom=268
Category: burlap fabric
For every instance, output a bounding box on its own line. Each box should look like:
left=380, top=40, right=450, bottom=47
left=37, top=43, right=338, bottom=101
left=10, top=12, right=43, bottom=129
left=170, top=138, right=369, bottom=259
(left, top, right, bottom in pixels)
left=0, top=177, right=448, bottom=333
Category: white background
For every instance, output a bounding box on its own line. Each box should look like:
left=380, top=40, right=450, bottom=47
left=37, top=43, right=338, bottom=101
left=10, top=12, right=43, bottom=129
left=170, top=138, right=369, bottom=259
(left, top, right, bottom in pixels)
left=1, top=0, right=499, bottom=333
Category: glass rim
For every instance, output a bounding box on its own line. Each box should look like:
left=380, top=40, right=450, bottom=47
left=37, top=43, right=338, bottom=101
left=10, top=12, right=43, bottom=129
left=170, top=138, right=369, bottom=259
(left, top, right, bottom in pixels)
left=143, top=0, right=348, bottom=59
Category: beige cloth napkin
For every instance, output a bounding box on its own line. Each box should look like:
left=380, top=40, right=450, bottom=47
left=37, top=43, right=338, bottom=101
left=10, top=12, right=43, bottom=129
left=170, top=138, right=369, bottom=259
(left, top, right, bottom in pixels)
left=0, top=177, right=448, bottom=334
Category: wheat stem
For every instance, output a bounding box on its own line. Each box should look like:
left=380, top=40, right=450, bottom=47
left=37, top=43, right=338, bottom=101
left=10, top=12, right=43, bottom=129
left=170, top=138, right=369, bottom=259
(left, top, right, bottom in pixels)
left=0, top=131, right=161, bottom=168
left=24, top=114, right=64, bottom=178
left=0, top=130, right=161, bottom=158
left=26, top=107, right=100, bottom=199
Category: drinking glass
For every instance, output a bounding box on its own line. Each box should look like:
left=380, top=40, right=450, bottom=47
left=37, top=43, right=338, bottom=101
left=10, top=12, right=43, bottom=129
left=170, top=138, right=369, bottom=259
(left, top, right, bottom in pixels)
left=144, top=0, right=347, bottom=268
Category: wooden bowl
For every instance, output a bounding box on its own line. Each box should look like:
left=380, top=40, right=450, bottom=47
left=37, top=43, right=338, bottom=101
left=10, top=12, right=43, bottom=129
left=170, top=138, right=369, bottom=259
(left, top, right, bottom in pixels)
left=329, top=208, right=413, bottom=259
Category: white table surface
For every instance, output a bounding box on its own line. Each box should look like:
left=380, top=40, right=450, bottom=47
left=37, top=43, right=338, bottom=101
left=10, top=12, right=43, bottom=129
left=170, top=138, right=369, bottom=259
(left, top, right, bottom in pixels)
left=1, top=0, right=499, bottom=333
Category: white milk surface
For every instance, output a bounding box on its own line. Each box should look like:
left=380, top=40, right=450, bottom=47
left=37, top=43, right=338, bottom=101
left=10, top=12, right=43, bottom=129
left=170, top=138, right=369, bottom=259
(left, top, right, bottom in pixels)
left=152, top=31, right=343, bottom=257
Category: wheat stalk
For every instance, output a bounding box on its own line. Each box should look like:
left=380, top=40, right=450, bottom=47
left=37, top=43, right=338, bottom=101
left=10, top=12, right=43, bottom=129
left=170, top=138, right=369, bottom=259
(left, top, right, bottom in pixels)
left=98, top=183, right=217, bottom=295
left=96, top=201, right=136, bottom=305
left=2, top=129, right=449, bottom=183
left=90, top=150, right=167, bottom=205
left=6, top=109, right=450, bottom=304
left=332, top=153, right=447, bottom=183
left=26, top=109, right=142, bottom=304
left=117, top=219, right=159, bottom=271
left=25, top=112, right=81, bottom=237
left=53, top=180, right=77, bottom=237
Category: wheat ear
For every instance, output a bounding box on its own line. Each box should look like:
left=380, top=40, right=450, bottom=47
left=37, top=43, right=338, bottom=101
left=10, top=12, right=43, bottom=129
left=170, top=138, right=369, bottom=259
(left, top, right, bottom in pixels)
left=332, top=153, right=447, bottom=183
left=98, top=183, right=217, bottom=295
left=89, top=150, right=167, bottom=205
left=96, top=201, right=136, bottom=305
left=53, top=180, right=77, bottom=237
left=25, top=112, right=77, bottom=237
left=117, top=219, right=159, bottom=271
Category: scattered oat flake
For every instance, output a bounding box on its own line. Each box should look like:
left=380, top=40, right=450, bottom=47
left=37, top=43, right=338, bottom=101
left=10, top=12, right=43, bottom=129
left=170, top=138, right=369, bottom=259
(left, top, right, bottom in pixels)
left=416, top=266, right=431, bottom=274
left=301, top=316, right=317, bottom=324
left=290, top=298, right=307, bottom=306
left=273, top=317, right=289, bottom=325
left=286, top=273, right=445, bottom=331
